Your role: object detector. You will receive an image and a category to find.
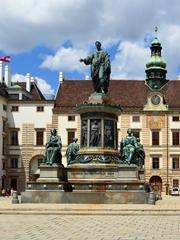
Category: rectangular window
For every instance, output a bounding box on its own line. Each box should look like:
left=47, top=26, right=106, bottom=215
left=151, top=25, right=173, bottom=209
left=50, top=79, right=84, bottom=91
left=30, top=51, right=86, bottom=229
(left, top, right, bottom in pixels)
left=11, top=106, right=19, bottom=112
left=10, top=130, right=19, bottom=146
left=10, top=158, right=18, bottom=168
left=2, top=161, right=5, bottom=170
left=36, top=130, right=44, bottom=146
left=2, top=137, right=5, bottom=155
left=173, top=179, right=179, bottom=188
left=67, top=131, right=75, bottom=145
left=152, top=131, right=159, bottom=146
left=172, top=116, right=179, bottom=122
left=3, top=105, right=7, bottom=111
left=172, top=157, right=179, bottom=170
left=68, top=115, right=75, bottom=121
left=132, top=116, right=140, bottom=122
left=152, top=157, right=159, bottom=169
left=132, top=129, right=140, bottom=139
left=172, top=131, right=179, bottom=146
left=2, top=119, right=6, bottom=132
left=37, top=106, right=44, bottom=112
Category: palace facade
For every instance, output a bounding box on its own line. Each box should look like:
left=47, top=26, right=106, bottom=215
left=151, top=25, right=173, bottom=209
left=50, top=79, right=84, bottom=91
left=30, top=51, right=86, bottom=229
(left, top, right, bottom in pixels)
left=1, top=36, right=180, bottom=194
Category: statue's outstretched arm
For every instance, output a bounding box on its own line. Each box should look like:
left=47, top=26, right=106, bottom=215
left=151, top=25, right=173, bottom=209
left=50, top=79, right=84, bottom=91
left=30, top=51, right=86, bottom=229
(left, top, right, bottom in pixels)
left=80, top=54, right=93, bottom=65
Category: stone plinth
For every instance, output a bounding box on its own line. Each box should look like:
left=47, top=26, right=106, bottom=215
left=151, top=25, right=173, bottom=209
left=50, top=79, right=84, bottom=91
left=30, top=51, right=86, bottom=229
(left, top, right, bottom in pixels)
left=37, top=164, right=66, bottom=183
left=88, top=93, right=111, bottom=104
left=67, top=163, right=146, bottom=193
left=68, top=163, right=118, bottom=180
left=67, top=163, right=143, bottom=181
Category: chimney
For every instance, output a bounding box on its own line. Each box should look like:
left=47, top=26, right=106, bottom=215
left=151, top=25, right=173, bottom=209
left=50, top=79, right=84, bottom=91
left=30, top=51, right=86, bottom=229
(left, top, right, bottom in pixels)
left=19, top=92, right=23, bottom=100
left=26, top=73, right=31, bottom=92
left=59, top=72, right=64, bottom=84
left=0, top=61, right=3, bottom=83
left=30, top=77, right=37, bottom=84
left=4, top=65, right=11, bottom=87
left=85, top=75, right=89, bottom=80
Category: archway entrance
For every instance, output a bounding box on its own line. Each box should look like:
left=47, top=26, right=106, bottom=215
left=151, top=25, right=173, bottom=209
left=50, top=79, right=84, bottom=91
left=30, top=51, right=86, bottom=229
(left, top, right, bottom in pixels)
left=29, top=155, right=44, bottom=181
left=149, top=176, right=162, bottom=192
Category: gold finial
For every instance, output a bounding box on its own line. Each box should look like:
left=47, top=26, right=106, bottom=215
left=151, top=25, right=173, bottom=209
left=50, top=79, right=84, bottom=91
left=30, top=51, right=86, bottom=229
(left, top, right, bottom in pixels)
left=155, top=26, right=158, bottom=37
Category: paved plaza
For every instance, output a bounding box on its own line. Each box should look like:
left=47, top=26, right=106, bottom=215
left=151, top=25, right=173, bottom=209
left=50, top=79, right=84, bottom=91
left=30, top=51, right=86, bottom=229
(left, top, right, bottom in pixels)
left=1, top=214, right=180, bottom=240
left=0, top=196, right=180, bottom=240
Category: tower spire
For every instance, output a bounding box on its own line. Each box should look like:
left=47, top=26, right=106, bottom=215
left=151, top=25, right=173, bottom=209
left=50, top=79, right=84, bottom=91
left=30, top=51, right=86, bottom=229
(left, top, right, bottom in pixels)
left=145, top=29, right=168, bottom=90
left=155, top=26, right=158, bottom=36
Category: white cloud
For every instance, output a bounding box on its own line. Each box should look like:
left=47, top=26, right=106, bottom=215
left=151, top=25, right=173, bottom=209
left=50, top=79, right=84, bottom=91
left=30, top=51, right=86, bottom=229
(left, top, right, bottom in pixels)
left=35, top=76, right=55, bottom=95
left=1, top=1, right=180, bottom=79
left=160, top=24, right=180, bottom=79
left=11, top=73, right=26, bottom=82
left=111, top=41, right=149, bottom=79
left=1, top=0, right=179, bottom=53
left=12, top=73, right=54, bottom=95
left=40, top=47, right=88, bottom=73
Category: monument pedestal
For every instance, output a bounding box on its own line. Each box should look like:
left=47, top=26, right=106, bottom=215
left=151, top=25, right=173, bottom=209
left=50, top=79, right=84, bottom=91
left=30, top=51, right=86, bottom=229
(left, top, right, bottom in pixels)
left=21, top=164, right=71, bottom=203
left=21, top=163, right=148, bottom=204
left=37, top=164, right=66, bottom=183
left=22, top=94, right=150, bottom=204
left=65, top=163, right=148, bottom=204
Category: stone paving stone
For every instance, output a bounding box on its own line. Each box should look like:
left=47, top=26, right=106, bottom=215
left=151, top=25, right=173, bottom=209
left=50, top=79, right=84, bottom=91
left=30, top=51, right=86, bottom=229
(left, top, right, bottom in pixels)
left=0, top=215, right=177, bottom=240
left=1, top=196, right=180, bottom=239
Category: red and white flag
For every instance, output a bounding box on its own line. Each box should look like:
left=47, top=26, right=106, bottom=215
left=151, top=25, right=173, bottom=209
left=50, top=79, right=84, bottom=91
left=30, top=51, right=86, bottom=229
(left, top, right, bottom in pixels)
left=0, top=56, right=11, bottom=63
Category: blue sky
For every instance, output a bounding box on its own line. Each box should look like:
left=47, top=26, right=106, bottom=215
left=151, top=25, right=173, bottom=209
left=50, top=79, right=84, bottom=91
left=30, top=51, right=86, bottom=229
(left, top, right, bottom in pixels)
left=1, top=0, right=180, bottom=95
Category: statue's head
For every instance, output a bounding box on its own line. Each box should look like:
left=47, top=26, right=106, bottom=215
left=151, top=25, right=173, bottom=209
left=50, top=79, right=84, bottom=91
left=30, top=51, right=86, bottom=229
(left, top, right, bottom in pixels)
left=95, top=41, right=101, bottom=50
left=127, top=128, right=132, bottom=135
left=51, top=128, right=57, bottom=136
left=73, top=138, right=78, bottom=142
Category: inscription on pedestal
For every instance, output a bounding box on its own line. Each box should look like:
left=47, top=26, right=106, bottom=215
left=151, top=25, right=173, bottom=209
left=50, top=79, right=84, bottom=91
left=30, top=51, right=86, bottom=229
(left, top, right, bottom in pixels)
left=68, top=170, right=117, bottom=179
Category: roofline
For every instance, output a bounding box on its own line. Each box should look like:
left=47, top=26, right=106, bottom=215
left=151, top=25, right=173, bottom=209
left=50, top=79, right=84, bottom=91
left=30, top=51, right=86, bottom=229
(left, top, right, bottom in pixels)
left=8, top=99, right=54, bottom=104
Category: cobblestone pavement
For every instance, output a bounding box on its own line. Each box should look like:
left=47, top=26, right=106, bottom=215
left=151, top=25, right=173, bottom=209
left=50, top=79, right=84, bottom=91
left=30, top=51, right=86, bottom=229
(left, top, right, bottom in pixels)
left=1, top=195, right=180, bottom=239
left=0, top=214, right=180, bottom=240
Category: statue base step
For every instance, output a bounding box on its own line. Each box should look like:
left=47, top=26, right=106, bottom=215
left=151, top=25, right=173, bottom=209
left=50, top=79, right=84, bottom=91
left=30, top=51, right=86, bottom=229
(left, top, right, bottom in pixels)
left=21, top=190, right=149, bottom=204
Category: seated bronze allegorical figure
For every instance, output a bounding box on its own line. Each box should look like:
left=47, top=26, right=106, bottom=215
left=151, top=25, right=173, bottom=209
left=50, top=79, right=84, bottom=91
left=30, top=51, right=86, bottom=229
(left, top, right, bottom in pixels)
left=66, top=138, right=79, bottom=165
left=136, top=138, right=145, bottom=168
left=119, top=128, right=145, bottom=167
left=42, top=128, right=62, bottom=166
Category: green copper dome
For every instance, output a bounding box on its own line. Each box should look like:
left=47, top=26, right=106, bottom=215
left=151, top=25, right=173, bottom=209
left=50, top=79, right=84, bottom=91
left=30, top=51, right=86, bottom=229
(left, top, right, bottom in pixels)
left=146, top=37, right=166, bottom=70
left=146, top=55, right=166, bottom=69
left=145, top=34, right=168, bottom=90
left=151, top=37, right=161, bottom=47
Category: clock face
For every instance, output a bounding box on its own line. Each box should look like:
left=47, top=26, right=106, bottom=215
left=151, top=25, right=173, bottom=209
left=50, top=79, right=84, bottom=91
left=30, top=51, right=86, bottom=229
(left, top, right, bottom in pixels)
left=151, top=95, right=161, bottom=105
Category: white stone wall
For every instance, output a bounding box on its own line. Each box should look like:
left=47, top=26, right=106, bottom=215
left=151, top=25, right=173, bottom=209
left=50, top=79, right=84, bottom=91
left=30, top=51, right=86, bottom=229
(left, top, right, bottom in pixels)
left=5, top=102, right=54, bottom=188
left=0, top=96, right=7, bottom=188
left=58, top=114, right=78, bottom=165
left=7, top=103, right=54, bottom=145
left=169, top=115, right=180, bottom=129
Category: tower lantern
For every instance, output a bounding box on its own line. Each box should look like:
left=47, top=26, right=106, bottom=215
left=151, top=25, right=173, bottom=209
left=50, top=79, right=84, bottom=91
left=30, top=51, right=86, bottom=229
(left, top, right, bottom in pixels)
left=145, top=28, right=168, bottom=90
